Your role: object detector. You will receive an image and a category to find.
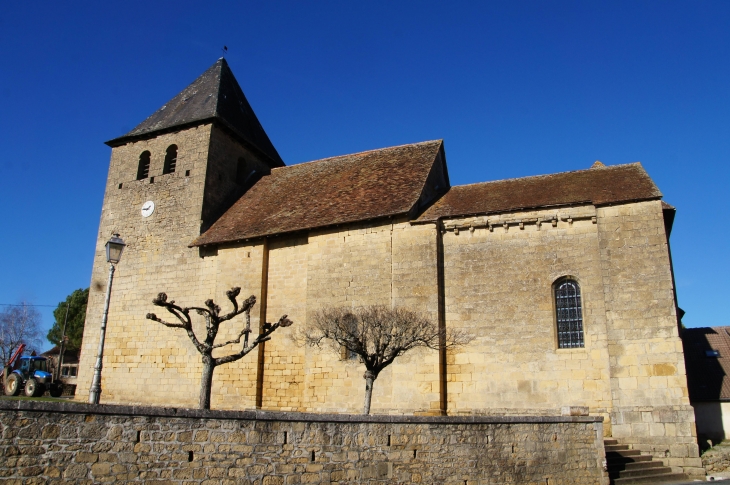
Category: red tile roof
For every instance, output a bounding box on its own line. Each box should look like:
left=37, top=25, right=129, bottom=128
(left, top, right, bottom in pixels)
left=192, top=140, right=443, bottom=246
left=416, top=162, right=662, bottom=222
left=683, top=327, right=730, bottom=402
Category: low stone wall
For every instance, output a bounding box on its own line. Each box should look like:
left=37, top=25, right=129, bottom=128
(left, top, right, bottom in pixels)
left=702, top=442, right=730, bottom=478
left=0, top=401, right=607, bottom=484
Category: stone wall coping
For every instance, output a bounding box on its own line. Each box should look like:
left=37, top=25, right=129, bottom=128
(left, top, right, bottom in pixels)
left=0, top=399, right=602, bottom=424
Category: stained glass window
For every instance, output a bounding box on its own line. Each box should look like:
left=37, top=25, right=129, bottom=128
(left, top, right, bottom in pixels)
left=555, top=279, right=584, bottom=348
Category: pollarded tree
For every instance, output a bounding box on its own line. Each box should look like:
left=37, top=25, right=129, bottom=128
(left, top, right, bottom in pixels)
left=303, top=305, right=471, bottom=414
left=146, top=287, right=292, bottom=409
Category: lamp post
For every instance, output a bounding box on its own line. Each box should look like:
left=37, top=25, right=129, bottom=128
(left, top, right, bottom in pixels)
left=89, top=233, right=125, bottom=404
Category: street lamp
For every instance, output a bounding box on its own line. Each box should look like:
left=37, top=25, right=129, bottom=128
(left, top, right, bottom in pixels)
left=89, top=233, right=125, bottom=404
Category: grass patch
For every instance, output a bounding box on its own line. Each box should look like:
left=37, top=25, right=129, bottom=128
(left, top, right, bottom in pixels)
left=0, top=395, right=69, bottom=402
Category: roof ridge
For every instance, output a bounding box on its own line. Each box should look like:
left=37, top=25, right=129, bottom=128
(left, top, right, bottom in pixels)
left=273, top=139, right=442, bottom=171
left=211, top=59, right=225, bottom=118
left=448, top=162, right=644, bottom=189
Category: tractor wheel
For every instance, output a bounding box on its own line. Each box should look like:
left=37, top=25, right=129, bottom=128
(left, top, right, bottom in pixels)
left=24, top=378, right=42, bottom=397
left=5, top=373, right=21, bottom=396
left=49, top=383, right=63, bottom=398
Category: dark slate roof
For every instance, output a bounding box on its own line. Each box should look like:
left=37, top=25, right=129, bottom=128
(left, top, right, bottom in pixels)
left=192, top=140, right=443, bottom=246
left=106, top=59, right=283, bottom=167
left=683, top=327, right=730, bottom=402
left=416, top=162, right=662, bottom=222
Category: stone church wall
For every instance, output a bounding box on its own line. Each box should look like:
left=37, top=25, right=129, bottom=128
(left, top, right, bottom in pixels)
left=76, top=122, right=698, bottom=474
left=597, top=201, right=700, bottom=472
left=0, top=401, right=608, bottom=485
left=77, top=124, right=276, bottom=409
left=439, top=205, right=613, bottom=419
left=211, top=220, right=441, bottom=415
left=77, top=124, right=220, bottom=408
left=206, top=240, right=266, bottom=410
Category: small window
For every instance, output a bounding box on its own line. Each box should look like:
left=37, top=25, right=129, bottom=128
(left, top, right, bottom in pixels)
left=554, top=278, right=584, bottom=348
left=706, top=350, right=720, bottom=358
left=137, top=151, right=151, bottom=180
left=163, top=144, right=177, bottom=174
left=62, top=365, right=78, bottom=377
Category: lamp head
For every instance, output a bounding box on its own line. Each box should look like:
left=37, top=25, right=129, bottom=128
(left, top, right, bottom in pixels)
left=105, top=233, right=125, bottom=264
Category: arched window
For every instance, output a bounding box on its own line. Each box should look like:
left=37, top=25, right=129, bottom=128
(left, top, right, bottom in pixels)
left=137, top=151, right=151, bottom=180
left=554, top=278, right=584, bottom=348
left=163, top=145, right=177, bottom=174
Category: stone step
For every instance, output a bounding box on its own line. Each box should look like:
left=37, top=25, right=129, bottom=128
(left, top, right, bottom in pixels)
left=608, top=461, right=664, bottom=473
left=606, top=444, right=631, bottom=452
left=608, top=461, right=665, bottom=473
left=604, top=439, right=688, bottom=485
left=609, top=449, right=642, bottom=457
left=610, top=466, right=673, bottom=479
left=612, top=473, right=688, bottom=485
left=609, top=457, right=656, bottom=467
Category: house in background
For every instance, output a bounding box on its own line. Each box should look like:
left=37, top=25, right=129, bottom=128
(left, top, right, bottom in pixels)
left=40, top=346, right=79, bottom=395
left=683, top=327, right=730, bottom=445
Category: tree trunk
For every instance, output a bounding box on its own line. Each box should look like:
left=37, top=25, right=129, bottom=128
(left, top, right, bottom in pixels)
left=199, top=354, right=215, bottom=410
left=363, top=370, right=375, bottom=415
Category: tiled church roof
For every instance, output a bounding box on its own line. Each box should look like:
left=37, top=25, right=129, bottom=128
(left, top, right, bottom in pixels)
left=682, top=327, right=730, bottom=402
left=109, top=60, right=667, bottom=246
left=416, top=162, right=662, bottom=222
left=106, top=59, right=283, bottom=167
left=192, top=140, right=443, bottom=246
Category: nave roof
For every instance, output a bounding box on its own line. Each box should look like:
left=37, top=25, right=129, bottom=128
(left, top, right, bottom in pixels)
left=416, top=162, right=662, bottom=222
left=192, top=140, right=444, bottom=246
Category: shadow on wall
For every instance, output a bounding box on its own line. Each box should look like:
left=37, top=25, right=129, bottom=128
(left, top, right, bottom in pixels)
left=694, top=402, right=728, bottom=450
left=683, top=327, right=730, bottom=450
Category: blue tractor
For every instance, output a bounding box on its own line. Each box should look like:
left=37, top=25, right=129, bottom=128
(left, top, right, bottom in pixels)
left=4, top=355, right=63, bottom=398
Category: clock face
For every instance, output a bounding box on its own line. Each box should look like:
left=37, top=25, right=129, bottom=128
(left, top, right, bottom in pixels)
left=141, top=201, right=155, bottom=218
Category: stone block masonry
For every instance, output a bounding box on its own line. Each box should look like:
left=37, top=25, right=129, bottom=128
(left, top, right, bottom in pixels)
left=0, top=401, right=608, bottom=484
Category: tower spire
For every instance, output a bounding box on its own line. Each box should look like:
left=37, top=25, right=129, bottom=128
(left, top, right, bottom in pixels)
left=106, top=59, right=283, bottom=167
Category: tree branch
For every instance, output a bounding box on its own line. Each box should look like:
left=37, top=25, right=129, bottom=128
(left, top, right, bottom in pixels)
left=145, top=313, right=185, bottom=329
left=148, top=293, right=208, bottom=353
left=211, top=325, right=252, bottom=349
left=214, top=314, right=292, bottom=367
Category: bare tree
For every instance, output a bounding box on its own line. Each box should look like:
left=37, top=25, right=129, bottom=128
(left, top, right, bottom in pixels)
left=303, top=305, right=471, bottom=414
left=146, top=287, right=292, bottom=410
left=0, top=303, right=43, bottom=368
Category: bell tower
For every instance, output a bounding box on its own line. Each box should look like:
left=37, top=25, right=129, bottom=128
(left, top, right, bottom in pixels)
left=76, top=59, right=283, bottom=404
left=103, top=57, right=284, bottom=235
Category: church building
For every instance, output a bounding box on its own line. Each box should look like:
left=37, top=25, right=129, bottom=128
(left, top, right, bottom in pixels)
left=78, top=59, right=701, bottom=473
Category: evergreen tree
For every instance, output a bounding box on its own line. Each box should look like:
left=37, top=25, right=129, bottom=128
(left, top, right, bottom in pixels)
left=47, top=288, right=88, bottom=350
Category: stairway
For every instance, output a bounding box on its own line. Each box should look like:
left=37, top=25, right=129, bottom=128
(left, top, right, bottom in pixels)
left=605, top=439, right=688, bottom=484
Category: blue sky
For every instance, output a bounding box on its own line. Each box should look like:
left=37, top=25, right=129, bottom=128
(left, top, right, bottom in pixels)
left=1, top=1, right=728, bottom=347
